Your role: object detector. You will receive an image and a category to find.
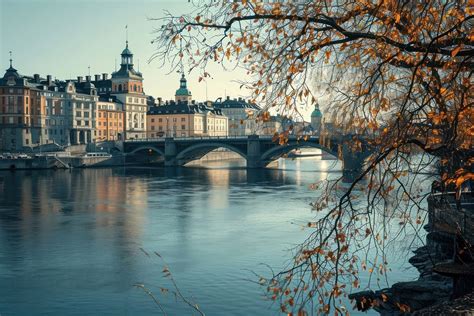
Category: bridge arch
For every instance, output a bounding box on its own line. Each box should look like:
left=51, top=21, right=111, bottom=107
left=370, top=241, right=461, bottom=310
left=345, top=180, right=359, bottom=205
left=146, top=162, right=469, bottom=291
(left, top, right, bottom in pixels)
left=129, top=145, right=165, bottom=156
left=260, top=142, right=338, bottom=166
left=175, top=142, right=247, bottom=165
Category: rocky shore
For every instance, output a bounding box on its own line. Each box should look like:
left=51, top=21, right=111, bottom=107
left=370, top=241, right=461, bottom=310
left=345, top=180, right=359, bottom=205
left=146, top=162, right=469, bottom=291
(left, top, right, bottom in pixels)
left=349, top=192, right=474, bottom=315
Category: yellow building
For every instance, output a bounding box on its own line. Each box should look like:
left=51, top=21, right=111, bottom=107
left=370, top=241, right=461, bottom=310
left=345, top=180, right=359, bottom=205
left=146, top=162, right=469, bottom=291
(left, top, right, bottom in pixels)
left=147, top=102, right=228, bottom=138
left=96, top=96, right=124, bottom=141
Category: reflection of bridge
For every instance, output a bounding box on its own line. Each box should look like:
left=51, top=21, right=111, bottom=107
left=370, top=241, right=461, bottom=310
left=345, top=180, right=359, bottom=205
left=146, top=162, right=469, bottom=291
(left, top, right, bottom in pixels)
left=123, top=135, right=371, bottom=180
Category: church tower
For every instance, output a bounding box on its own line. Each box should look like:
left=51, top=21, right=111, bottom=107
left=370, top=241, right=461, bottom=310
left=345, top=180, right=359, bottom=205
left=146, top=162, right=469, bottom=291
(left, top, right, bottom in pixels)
left=111, top=39, right=147, bottom=139
left=175, top=73, right=192, bottom=103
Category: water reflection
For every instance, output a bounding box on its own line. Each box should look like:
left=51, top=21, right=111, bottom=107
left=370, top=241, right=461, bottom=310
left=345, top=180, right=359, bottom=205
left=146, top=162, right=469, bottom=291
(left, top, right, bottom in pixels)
left=0, top=159, right=412, bottom=315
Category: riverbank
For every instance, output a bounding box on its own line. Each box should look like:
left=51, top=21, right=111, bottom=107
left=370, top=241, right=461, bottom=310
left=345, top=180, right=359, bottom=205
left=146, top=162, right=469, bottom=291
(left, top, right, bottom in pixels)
left=350, top=191, right=474, bottom=315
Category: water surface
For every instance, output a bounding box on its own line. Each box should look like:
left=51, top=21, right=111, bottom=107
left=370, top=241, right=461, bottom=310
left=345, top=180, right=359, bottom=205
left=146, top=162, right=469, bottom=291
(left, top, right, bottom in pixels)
left=0, top=157, right=418, bottom=315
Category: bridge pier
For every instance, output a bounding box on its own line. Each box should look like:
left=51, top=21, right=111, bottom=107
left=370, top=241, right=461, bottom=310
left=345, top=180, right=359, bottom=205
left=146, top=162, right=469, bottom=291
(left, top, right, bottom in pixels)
left=246, top=135, right=263, bottom=168
left=164, top=138, right=178, bottom=167
left=341, top=135, right=372, bottom=182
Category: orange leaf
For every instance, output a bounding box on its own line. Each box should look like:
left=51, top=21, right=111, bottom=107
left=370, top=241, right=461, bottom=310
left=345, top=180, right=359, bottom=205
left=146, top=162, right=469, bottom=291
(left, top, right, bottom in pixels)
left=451, top=46, right=462, bottom=57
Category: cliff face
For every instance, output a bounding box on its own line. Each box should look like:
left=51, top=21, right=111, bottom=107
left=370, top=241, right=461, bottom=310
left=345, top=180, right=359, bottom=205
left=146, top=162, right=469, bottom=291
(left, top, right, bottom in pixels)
left=349, top=191, right=474, bottom=315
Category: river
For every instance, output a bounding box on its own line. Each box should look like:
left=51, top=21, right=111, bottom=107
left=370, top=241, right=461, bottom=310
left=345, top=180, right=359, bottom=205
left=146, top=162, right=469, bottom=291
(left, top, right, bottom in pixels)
left=0, top=157, right=419, bottom=315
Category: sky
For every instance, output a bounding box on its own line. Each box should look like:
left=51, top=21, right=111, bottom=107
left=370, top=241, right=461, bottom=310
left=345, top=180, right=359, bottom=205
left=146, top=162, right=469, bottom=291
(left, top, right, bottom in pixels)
left=0, top=0, right=253, bottom=103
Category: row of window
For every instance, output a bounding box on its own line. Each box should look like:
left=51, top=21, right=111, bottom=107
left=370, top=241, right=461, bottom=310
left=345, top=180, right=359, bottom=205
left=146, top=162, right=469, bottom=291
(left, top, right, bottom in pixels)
left=98, top=121, right=122, bottom=127
left=150, top=117, right=187, bottom=123
left=98, top=112, right=123, bottom=119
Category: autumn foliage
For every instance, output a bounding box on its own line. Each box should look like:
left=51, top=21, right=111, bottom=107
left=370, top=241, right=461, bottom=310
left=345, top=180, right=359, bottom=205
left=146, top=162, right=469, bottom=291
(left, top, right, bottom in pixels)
left=152, top=0, right=473, bottom=314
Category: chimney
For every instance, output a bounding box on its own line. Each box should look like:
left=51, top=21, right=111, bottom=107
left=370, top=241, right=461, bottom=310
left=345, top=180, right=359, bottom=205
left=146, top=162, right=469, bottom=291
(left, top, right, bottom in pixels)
left=102, top=73, right=108, bottom=80
left=47, top=75, right=52, bottom=85
left=34, top=74, right=40, bottom=83
left=157, top=97, right=162, bottom=105
left=77, top=76, right=83, bottom=83
left=226, top=96, right=230, bottom=100
left=86, top=75, right=91, bottom=82
left=94, top=74, right=100, bottom=81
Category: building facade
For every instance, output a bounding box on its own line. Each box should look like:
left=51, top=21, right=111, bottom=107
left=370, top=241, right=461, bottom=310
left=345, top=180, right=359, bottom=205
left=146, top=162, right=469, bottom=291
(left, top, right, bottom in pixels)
left=0, top=58, right=98, bottom=151
left=213, top=96, right=261, bottom=136
left=110, top=41, right=147, bottom=140
left=147, top=101, right=228, bottom=138
left=96, top=96, right=124, bottom=141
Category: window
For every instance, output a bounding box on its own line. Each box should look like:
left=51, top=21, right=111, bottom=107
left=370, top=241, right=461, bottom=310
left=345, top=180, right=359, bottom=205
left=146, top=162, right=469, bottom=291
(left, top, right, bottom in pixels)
left=158, top=118, right=162, bottom=123
left=85, top=121, right=89, bottom=126
left=76, top=111, right=81, bottom=117
left=151, top=118, right=155, bottom=123
left=173, top=118, right=177, bottom=122
left=84, top=112, right=90, bottom=118
left=98, top=112, right=101, bottom=118
left=151, top=126, right=155, bottom=130
left=158, top=126, right=162, bottom=131
left=181, top=125, right=185, bottom=130
left=181, top=117, right=185, bottom=122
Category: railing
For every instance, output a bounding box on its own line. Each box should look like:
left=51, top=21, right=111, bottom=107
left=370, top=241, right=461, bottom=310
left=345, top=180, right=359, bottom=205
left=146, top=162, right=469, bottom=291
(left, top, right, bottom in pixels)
left=124, top=135, right=321, bottom=142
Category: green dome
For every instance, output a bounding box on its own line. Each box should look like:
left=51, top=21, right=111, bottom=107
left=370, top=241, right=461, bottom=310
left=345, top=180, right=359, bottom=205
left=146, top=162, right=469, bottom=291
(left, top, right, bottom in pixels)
left=175, top=73, right=191, bottom=96
left=311, top=104, right=322, bottom=118
left=175, top=88, right=192, bottom=96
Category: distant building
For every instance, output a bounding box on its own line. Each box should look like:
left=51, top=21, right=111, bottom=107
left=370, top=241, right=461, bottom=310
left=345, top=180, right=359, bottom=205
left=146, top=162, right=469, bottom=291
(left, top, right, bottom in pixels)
left=256, top=115, right=282, bottom=136
left=310, top=103, right=322, bottom=135
left=96, top=96, right=124, bottom=141
left=213, top=96, right=261, bottom=136
left=147, top=101, right=228, bottom=138
left=175, top=74, right=192, bottom=103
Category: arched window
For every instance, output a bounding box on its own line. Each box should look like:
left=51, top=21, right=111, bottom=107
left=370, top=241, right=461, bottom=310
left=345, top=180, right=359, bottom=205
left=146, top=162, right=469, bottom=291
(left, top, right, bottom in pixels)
left=134, top=84, right=137, bottom=92
left=118, top=84, right=122, bottom=92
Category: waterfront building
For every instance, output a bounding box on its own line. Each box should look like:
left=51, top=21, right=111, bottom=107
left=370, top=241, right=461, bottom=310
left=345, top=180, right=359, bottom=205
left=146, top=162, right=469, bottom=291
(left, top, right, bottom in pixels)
left=0, top=57, right=98, bottom=151
left=147, top=101, right=228, bottom=138
left=213, top=96, right=261, bottom=136
left=96, top=95, right=124, bottom=141
left=64, top=76, right=98, bottom=145
left=92, top=41, right=147, bottom=140
left=111, top=41, right=146, bottom=140
left=0, top=60, right=45, bottom=151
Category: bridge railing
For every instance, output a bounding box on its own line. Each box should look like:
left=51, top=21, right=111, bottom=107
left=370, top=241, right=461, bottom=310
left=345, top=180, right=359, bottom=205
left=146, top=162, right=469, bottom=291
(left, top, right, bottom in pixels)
left=124, top=135, right=321, bottom=143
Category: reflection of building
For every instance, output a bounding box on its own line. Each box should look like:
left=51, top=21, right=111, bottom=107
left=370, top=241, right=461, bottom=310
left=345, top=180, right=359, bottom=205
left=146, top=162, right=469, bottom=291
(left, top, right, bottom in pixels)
left=147, top=101, right=228, bottom=138
left=96, top=96, right=124, bottom=141
left=213, top=97, right=261, bottom=136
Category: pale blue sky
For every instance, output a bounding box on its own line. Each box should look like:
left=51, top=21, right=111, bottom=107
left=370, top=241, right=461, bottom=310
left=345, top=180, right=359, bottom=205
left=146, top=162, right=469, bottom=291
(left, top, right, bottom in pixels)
left=0, top=0, right=250, bottom=102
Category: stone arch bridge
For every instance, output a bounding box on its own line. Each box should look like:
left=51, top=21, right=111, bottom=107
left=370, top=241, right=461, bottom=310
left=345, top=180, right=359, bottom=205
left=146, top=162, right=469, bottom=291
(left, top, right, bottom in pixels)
left=123, top=135, right=371, bottom=181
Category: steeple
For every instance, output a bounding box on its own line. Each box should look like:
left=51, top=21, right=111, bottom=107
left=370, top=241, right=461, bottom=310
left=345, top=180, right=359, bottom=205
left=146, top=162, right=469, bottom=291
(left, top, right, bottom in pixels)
left=175, top=73, right=192, bottom=102
left=180, top=73, right=187, bottom=89
left=121, top=40, right=133, bottom=66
